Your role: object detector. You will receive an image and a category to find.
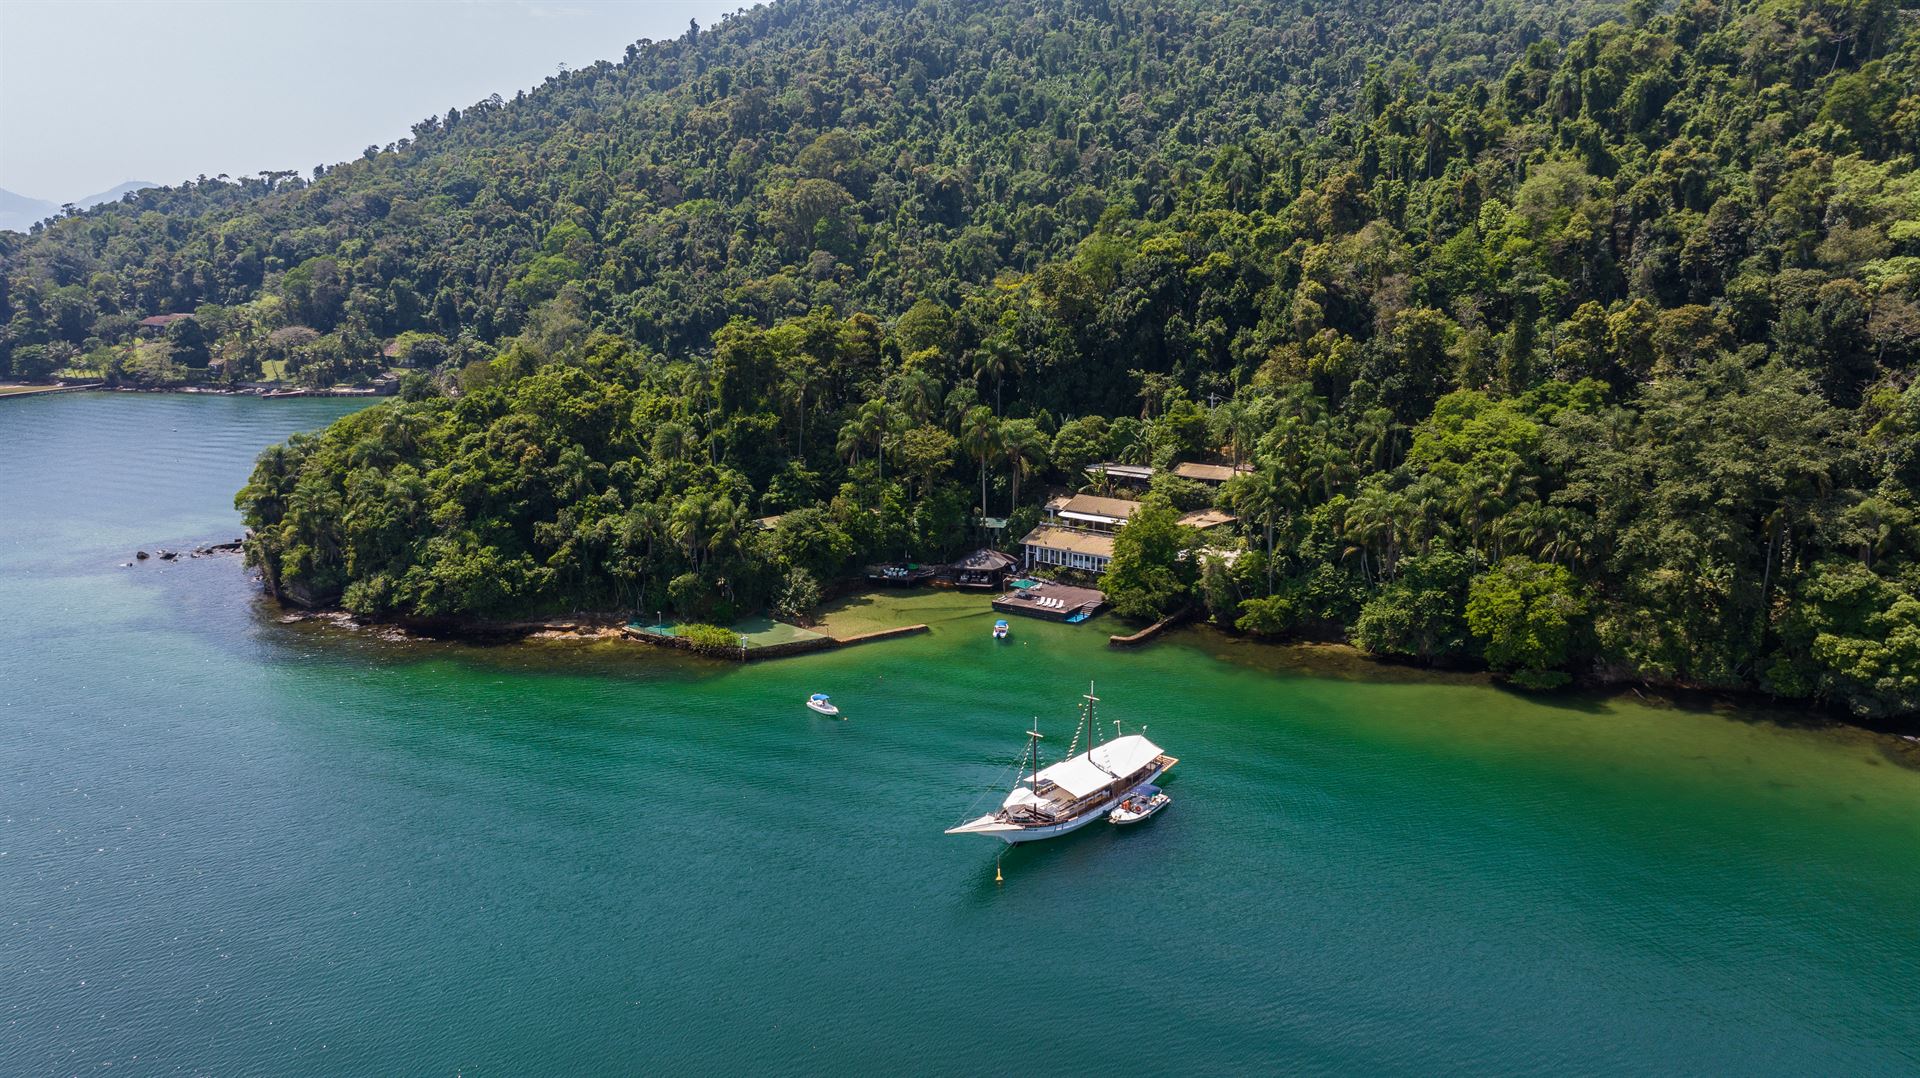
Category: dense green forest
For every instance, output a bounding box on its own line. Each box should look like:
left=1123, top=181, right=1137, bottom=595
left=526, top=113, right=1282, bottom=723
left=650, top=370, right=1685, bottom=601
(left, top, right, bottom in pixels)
left=8, top=0, right=1920, bottom=717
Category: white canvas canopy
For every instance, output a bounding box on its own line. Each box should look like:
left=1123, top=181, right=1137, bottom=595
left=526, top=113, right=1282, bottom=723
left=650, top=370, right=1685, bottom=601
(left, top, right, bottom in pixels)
left=1000, top=786, right=1050, bottom=811
left=1035, top=734, right=1163, bottom=799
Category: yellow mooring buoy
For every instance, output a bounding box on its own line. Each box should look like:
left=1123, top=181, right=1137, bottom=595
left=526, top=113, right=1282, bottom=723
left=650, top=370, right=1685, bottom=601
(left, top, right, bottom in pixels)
left=995, top=858, right=1004, bottom=884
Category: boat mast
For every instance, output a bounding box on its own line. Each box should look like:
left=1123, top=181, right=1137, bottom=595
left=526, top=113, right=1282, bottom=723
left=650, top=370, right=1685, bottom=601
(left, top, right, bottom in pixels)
left=1025, top=722, right=1043, bottom=789
left=1083, top=681, right=1100, bottom=750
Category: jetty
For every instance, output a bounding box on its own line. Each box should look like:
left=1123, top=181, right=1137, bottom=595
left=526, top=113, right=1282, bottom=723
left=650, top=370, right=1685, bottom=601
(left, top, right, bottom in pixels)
left=992, top=579, right=1104, bottom=623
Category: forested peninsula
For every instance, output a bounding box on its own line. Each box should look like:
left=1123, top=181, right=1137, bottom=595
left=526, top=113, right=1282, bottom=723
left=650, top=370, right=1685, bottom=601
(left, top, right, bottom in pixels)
left=5, top=0, right=1919, bottom=718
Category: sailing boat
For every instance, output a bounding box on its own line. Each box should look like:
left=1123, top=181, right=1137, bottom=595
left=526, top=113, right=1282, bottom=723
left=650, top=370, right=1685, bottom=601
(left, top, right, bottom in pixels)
left=946, top=684, right=1176, bottom=844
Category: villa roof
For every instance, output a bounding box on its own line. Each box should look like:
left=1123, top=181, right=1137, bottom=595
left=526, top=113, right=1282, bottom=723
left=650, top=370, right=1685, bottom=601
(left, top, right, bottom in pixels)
left=1037, top=734, right=1165, bottom=799
left=1171, top=461, right=1252, bottom=483
left=1018, top=525, right=1116, bottom=558
left=1178, top=508, right=1238, bottom=530
left=137, top=313, right=192, bottom=328
left=954, top=548, right=1018, bottom=570
left=1053, top=494, right=1142, bottom=523
left=1085, top=462, right=1155, bottom=481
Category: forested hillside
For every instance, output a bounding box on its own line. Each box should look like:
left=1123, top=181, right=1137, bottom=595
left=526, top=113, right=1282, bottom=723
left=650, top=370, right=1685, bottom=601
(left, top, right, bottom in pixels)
left=9, top=0, right=1920, bottom=717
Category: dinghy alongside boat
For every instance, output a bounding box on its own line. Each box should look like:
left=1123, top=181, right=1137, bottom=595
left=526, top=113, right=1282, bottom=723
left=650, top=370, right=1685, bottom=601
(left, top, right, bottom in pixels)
left=1108, top=783, right=1170, bottom=825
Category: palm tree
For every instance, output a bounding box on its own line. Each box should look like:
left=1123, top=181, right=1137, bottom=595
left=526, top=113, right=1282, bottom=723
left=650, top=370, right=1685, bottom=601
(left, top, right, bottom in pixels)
left=1352, top=407, right=1406, bottom=472
left=972, top=336, right=1022, bottom=415
left=669, top=492, right=713, bottom=569
left=959, top=405, right=1002, bottom=517
left=653, top=420, right=697, bottom=464
left=1000, top=419, right=1050, bottom=515
left=1343, top=481, right=1401, bottom=583
left=1130, top=369, right=1175, bottom=419
left=1208, top=396, right=1261, bottom=468
left=837, top=399, right=899, bottom=480
left=893, top=368, right=942, bottom=426
left=1224, top=466, right=1296, bottom=595
left=776, top=352, right=822, bottom=458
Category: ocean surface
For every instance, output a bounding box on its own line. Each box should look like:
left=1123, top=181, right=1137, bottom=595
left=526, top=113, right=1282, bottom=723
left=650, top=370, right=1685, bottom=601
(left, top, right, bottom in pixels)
left=3, top=392, right=1918, bottom=1075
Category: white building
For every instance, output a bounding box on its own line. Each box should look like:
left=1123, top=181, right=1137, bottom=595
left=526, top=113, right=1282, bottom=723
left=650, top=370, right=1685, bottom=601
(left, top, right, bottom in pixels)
left=1018, top=494, right=1143, bottom=573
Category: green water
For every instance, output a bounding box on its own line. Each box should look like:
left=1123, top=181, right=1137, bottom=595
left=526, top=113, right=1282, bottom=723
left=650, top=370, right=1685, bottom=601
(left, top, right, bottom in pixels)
left=3, top=393, right=1919, bottom=1075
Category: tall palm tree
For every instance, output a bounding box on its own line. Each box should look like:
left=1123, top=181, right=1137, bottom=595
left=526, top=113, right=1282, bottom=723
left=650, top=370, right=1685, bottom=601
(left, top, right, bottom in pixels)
left=1224, top=466, right=1296, bottom=595
left=1000, top=419, right=1050, bottom=515
left=1209, top=396, right=1259, bottom=468
left=777, top=351, right=822, bottom=457
left=1343, top=481, right=1402, bottom=583
left=959, top=405, right=1002, bottom=518
left=669, top=492, right=713, bottom=569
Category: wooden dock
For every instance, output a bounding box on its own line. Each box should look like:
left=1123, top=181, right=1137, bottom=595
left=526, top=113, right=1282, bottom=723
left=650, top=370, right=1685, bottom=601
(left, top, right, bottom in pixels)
left=992, top=581, right=1105, bottom=622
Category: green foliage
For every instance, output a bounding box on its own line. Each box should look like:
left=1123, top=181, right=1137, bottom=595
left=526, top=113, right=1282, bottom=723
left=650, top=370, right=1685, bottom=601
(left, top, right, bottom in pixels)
left=1235, top=593, right=1299, bottom=637
left=1466, top=558, right=1588, bottom=690
left=1769, top=560, right=1920, bottom=718
left=29, top=0, right=1920, bottom=716
left=679, top=623, right=744, bottom=651
left=1354, top=547, right=1482, bottom=662
left=1104, top=498, right=1199, bottom=621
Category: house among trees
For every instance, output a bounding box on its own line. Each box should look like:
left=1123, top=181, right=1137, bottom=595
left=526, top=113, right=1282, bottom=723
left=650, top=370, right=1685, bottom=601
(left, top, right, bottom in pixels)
left=136, top=313, right=193, bottom=335
left=1170, top=462, right=1253, bottom=484
left=1083, top=462, right=1156, bottom=487
left=1018, top=494, right=1143, bottom=573
left=1177, top=508, right=1238, bottom=531
left=1083, top=461, right=1250, bottom=488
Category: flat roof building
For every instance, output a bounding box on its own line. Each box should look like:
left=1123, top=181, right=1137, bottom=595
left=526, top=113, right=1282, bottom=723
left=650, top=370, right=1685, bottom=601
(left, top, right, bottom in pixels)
left=1084, top=462, right=1155, bottom=485
left=1171, top=461, right=1252, bottom=484
left=1178, top=508, right=1239, bottom=531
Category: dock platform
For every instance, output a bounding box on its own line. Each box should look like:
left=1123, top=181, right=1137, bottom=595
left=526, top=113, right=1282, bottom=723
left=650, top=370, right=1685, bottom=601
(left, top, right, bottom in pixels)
left=992, top=580, right=1105, bottom=623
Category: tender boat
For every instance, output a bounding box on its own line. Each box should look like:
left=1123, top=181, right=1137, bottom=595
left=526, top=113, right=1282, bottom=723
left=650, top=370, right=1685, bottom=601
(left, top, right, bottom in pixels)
left=806, top=693, right=841, bottom=717
left=993, top=619, right=1010, bottom=640
left=946, top=684, right=1175, bottom=844
left=1108, top=783, right=1170, bottom=825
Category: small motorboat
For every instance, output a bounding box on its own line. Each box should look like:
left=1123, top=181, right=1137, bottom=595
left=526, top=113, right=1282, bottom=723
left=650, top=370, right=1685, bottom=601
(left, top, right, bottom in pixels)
left=1108, top=783, right=1170, bottom=825
left=993, top=619, right=1009, bottom=640
left=806, top=693, right=841, bottom=717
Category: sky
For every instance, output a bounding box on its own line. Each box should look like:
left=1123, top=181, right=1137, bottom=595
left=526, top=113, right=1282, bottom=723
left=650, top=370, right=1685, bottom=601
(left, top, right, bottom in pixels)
left=0, top=0, right=743, bottom=202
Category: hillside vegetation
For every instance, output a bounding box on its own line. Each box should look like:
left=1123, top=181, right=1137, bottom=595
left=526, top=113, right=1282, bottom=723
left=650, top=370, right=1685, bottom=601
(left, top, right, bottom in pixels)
left=7, top=0, right=1920, bottom=716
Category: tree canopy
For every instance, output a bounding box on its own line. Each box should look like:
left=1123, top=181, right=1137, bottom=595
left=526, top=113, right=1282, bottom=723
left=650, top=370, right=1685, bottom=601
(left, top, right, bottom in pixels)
left=7, top=0, right=1919, bottom=716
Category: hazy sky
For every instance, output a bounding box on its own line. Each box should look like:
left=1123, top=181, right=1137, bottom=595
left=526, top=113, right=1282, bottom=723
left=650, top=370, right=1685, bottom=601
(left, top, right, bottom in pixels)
left=0, top=0, right=743, bottom=201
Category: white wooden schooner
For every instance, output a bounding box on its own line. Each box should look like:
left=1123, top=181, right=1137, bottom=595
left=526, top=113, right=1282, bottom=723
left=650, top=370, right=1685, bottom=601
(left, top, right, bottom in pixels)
left=946, top=684, right=1176, bottom=844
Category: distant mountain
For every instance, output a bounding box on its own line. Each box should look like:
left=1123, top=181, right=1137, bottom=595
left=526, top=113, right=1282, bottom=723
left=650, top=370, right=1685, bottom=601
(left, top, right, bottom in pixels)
left=0, top=181, right=157, bottom=232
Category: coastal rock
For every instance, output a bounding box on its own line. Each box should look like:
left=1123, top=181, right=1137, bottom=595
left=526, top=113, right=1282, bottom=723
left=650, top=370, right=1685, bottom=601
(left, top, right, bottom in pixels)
left=135, top=550, right=149, bottom=560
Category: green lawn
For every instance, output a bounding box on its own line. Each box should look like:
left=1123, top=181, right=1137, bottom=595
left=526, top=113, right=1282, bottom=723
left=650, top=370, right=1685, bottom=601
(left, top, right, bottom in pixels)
left=627, top=616, right=827, bottom=650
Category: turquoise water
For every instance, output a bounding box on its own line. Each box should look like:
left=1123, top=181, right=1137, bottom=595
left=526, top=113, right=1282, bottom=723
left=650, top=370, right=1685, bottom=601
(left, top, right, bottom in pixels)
left=3, top=393, right=1918, bottom=1074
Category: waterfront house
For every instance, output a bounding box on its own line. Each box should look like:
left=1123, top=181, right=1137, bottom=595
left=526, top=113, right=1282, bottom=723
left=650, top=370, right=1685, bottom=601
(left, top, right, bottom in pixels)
left=1017, top=494, right=1143, bottom=573
left=945, top=548, right=1018, bottom=589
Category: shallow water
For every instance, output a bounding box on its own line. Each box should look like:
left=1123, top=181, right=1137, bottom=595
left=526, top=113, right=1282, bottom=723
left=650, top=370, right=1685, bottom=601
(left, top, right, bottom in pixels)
left=3, top=393, right=1918, bottom=1074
